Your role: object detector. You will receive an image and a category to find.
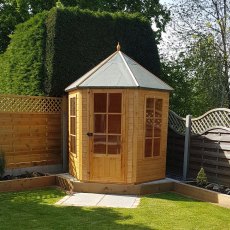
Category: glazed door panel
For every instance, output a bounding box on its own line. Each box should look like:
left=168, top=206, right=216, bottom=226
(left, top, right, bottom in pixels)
left=89, top=91, right=124, bottom=182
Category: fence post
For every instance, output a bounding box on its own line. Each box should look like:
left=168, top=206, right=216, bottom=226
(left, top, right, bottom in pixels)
left=61, top=95, right=68, bottom=172
left=183, top=115, right=192, bottom=181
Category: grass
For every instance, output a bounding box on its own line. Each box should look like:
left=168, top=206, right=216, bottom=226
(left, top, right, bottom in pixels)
left=0, top=188, right=229, bottom=230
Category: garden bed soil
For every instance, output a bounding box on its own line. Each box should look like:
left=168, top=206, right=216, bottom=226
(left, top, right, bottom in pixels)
left=185, top=181, right=230, bottom=195
left=0, top=171, right=47, bottom=181
left=0, top=175, right=56, bottom=192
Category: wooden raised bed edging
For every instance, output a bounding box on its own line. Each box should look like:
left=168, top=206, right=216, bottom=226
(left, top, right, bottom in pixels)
left=0, top=175, right=56, bottom=192
left=1, top=175, right=229, bottom=209
left=173, top=182, right=230, bottom=208
left=56, top=175, right=230, bottom=208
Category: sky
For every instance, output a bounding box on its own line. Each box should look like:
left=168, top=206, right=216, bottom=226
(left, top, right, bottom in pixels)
left=160, top=0, right=174, bottom=4
left=158, top=0, right=178, bottom=58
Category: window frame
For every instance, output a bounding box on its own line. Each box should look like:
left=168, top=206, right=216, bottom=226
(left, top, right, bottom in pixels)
left=92, top=91, right=123, bottom=156
left=143, top=96, right=163, bottom=159
left=69, top=95, right=77, bottom=155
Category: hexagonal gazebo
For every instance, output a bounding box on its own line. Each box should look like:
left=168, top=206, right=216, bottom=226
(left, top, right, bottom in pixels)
left=65, top=45, right=173, bottom=184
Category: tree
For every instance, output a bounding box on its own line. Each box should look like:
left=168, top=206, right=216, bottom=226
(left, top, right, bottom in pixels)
left=160, top=0, right=230, bottom=115
left=0, top=0, right=169, bottom=53
left=61, top=0, right=170, bottom=40
left=0, top=0, right=55, bottom=53
left=188, top=36, right=229, bottom=109
left=161, top=60, right=193, bottom=116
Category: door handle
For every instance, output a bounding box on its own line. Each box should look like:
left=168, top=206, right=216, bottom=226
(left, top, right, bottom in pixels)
left=87, top=132, right=93, bottom=137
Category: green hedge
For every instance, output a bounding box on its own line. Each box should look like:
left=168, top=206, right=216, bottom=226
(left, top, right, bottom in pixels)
left=0, top=12, right=47, bottom=95
left=0, top=7, right=161, bottom=96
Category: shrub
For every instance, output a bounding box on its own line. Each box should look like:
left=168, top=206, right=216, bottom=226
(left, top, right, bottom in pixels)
left=196, top=167, right=207, bottom=186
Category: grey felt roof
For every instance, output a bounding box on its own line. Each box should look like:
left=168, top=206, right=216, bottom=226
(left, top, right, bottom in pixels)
left=65, top=51, right=173, bottom=92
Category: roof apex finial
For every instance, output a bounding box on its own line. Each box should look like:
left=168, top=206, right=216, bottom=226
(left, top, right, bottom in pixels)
left=116, top=42, right=121, bottom=51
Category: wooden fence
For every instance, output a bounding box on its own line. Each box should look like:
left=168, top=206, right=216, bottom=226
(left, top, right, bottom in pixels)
left=0, top=95, right=65, bottom=174
left=189, top=128, right=230, bottom=186
left=166, top=128, right=184, bottom=178
left=167, top=108, right=230, bottom=186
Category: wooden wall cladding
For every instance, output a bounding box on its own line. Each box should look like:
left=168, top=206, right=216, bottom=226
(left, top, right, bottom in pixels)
left=0, top=95, right=62, bottom=169
left=135, top=90, right=169, bottom=183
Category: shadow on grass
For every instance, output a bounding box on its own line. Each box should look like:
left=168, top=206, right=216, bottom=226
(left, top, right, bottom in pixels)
left=0, top=188, right=152, bottom=230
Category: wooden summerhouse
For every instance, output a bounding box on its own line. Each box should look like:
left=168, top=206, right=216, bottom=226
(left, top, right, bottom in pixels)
left=65, top=45, right=173, bottom=184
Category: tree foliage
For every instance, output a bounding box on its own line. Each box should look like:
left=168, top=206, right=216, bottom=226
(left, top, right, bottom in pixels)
left=0, top=0, right=55, bottom=53
left=160, top=0, right=230, bottom=116
left=0, top=0, right=169, bottom=53
left=161, top=60, right=193, bottom=117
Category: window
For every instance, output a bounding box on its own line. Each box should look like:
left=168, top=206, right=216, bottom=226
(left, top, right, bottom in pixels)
left=69, top=97, right=76, bottom=154
left=93, top=93, right=122, bottom=155
left=144, top=98, right=163, bottom=157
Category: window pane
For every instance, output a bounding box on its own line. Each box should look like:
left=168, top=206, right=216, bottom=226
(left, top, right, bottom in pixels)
left=108, top=135, right=120, bottom=154
left=70, top=136, right=76, bottom=153
left=70, top=97, right=76, bottom=116
left=108, top=93, right=122, bottom=113
left=155, top=99, right=162, bottom=118
left=94, top=114, right=106, bottom=133
left=146, top=110, right=154, bottom=121
left=94, top=93, right=107, bottom=113
left=146, top=110, right=154, bottom=135
left=108, top=115, right=121, bottom=134
left=145, top=139, right=152, bottom=157
left=146, top=98, right=154, bottom=109
left=154, top=119, right=161, bottom=137
left=145, top=123, right=153, bottom=137
left=70, top=117, right=76, bottom=135
left=153, top=138, right=160, bottom=156
left=94, top=135, right=106, bottom=154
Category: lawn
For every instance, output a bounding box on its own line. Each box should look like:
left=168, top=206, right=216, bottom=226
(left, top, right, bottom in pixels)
left=0, top=188, right=229, bottom=230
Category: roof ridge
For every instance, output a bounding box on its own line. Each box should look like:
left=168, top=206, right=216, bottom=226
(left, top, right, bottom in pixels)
left=118, top=51, right=139, bottom=87
left=77, top=51, right=119, bottom=86
left=121, top=52, right=173, bottom=90
left=65, top=51, right=118, bottom=91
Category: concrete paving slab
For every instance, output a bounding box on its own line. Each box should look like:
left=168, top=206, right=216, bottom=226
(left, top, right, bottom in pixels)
left=97, top=194, right=140, bottom=208
left=56, top=193, right=140, bottom=208
left=59, top=193, right=105, bottom=207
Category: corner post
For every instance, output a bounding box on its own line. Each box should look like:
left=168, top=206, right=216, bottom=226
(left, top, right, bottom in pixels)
left=61, top=95, right=68, bottom=172
left=183, top=115, right=192, bottom=181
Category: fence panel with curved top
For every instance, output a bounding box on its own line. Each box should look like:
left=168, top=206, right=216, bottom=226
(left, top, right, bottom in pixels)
left=191, top=108, right=230, bottom=134
left=167, top=108, right=230, bottom=186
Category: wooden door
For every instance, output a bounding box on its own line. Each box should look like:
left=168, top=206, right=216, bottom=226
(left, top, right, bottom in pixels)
left=89, top=91, right=124, bottom=183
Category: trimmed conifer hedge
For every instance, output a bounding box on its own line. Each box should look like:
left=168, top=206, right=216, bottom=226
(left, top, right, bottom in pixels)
left=0, top=12, right=47, bottom=95
left=0, top=7, right=161, bottom=96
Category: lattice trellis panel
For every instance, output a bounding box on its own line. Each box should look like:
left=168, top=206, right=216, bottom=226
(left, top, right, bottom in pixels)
left=168, top=110, right=186, bottom=135
left=191, top=108, right=230, bottom=134
left=168, top=108, right=230, bottom=135
left=0, top=95, right=62, bottom=113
